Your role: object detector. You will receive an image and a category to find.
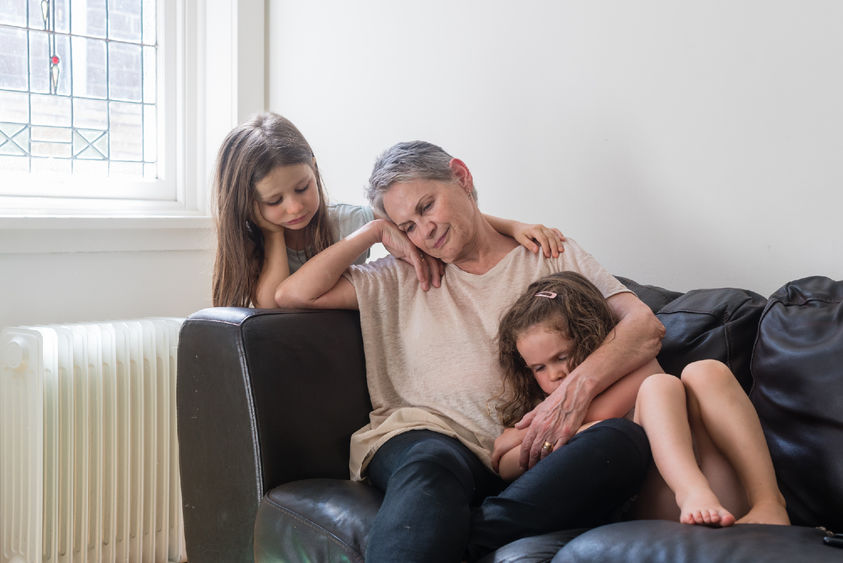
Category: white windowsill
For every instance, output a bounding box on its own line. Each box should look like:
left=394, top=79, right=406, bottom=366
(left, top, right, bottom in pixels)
left=0, top=215, right=215, bottom=254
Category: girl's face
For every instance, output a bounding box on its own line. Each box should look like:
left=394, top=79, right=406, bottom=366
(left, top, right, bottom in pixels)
left=253, top=163, right=321, bottom=231
left=515, top=321, right=574, bottom=396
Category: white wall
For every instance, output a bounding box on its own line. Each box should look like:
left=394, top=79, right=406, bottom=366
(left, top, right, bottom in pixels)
left=267, top=0, right=843, bottom=296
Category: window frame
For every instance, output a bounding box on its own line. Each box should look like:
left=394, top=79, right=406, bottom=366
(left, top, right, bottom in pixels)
left=0, top=0, right=264, bottom=253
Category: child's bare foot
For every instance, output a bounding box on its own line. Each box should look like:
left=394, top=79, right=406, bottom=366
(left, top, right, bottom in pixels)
left=677, top=488, right=736, bottom=527
left=736, top=500, right=790, bottom=525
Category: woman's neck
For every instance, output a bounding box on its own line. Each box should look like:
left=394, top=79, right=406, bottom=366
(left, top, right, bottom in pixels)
left=452, top=219, right=519, bottom=275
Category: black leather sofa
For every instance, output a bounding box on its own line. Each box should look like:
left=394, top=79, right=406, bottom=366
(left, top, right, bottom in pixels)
left=177, top=275, right=843, bottom=562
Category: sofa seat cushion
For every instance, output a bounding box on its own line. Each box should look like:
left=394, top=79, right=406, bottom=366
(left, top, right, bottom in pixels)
left=552, top=521, right=839, bottom=562
left=254, top=478, right=382, bottom=562
left=750, top=276, right=843, bottom=530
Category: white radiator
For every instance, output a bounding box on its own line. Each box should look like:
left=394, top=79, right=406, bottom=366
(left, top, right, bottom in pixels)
left=0, top=318, right=187, bottom=563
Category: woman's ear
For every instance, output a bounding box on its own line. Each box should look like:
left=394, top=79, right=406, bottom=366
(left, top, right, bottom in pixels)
left=449, top=158, right=475, bottom=197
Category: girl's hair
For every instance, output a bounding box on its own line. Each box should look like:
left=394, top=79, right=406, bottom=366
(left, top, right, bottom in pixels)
left=496, top=271, right=617, bottom=427
left=365, top=140, right=477, bottom=216
left=212, top=112, right=331, bottom=307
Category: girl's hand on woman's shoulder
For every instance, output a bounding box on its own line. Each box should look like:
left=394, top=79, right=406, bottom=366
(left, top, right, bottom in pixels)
left=513, top=223, right=566, bottom=258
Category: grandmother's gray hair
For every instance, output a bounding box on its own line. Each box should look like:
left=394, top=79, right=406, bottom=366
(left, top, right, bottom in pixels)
left=365, top=140, right=478, bottom=216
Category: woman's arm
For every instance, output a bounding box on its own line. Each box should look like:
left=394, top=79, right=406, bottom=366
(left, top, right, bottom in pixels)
left=274, top=218, right=437, bottom=309
left=518, top=292, right=665, bottom=469
left=484, top=215, right=566, bottom=258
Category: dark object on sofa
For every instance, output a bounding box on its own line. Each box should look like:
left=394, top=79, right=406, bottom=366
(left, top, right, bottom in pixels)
left=177, top=276, right=843, bottom=562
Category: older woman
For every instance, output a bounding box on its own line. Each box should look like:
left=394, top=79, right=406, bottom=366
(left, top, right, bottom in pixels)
left=275, top=141, right=665, bottom=562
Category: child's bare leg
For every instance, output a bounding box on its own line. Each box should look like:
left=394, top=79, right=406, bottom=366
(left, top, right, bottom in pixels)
left=681, top=360, right=789, bottom=525
left=634, top=373, right=735, bottom=526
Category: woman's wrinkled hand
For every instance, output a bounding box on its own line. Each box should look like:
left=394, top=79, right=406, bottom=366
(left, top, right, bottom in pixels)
left=379, top=221, right=443, bottom=291
left=515, top=373, right=591, bottom=469
left=512, top=223, right=566, bottom=258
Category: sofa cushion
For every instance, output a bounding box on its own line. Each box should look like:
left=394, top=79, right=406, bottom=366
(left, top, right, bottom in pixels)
left=552, top=521, right=840, bottom=562
left=254, top=479, right=383, bottom=562
left=620, top=279, right=767, bottom=392
left=750, top=276, right=843, bottom=531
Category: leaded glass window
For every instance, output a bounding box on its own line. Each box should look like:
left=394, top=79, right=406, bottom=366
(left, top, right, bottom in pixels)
left=0, top=0, right=158, bottom=181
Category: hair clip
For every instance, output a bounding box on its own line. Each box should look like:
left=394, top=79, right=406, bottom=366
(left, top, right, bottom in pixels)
left=535, top=291, right=557, bottom=299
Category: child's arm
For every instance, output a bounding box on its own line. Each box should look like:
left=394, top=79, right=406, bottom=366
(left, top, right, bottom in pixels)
left=253, top=229, right=290, bottom=308
left=483, top=214, right=566, bottom=258
left=584, top=358, right=664, bottom=421
left=252, top=203, right=291, bottom=308
left=493, top=427, right=529, bottom=481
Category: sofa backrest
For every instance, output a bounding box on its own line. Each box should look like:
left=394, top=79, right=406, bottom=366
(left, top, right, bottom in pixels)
left=618, top=277, right=767, bottom=392
left=750, top=276, right=843, bottom=531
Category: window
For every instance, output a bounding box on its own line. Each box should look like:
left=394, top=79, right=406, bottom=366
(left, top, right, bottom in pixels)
left=0, top=0, right=200, bottom=214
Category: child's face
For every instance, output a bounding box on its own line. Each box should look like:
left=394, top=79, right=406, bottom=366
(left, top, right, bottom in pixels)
left=254, top=163, right=321, bottom=231
left=515, top=321, right=574, bottom=395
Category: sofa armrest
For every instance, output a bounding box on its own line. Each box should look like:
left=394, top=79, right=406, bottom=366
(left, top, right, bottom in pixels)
left=177, top=307, right=371, bottom=563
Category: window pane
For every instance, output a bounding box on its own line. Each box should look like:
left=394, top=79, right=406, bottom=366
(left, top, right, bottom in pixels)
left=74, top=158, right=108, bottom=176
left=0, top=0, right=27, bottom=27
left=142, top=45, right=155, bottom=102
left=32, top=155, right=71, bottom=174
left=71, top=0, right=107, bottom=38
left=74, top=127, right=107, bottom=159
left=72, top=36, right=107, bottom=98
left=109, top=100, right=142, bottom=160
left=0, top=122, right=29, bottom=156
left=0, top=155, right=29, bottom=171
left=27, top=30, right=70, bottom=95
left=31, top=93, right=71, bottom=126
left=25, top=0, right=69, bottom=31
left=74, top=97, right=108, bottom=129
left=109, top=160, right=141, bottom=177
left=109, top=41, right=142, bottom=101
left=53, top=0, right=71, bottom=33
left=142, top=0, right=155, bottom=44
left=108, top=0, right=142, bottom=42
left=0, top=91, right=28, bottom=122
left=143, top=102, right=154, bottom=161
left=0, top=26, right=27, bottom=90
left=32, top=125, right=72, bottom=158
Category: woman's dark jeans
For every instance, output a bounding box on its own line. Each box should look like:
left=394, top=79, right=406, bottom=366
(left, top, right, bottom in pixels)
left=364, top=418, right=651, bottom=562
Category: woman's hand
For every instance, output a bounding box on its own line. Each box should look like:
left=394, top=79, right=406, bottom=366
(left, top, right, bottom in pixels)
left=379, top=221, right=444, bottom=291
left=512, top=223, right=565, bottom=258
left=515, top=372, right=593, bottom=470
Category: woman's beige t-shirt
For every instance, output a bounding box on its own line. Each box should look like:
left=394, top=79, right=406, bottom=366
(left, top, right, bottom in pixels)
left=342, top=239, right=628, bottom=481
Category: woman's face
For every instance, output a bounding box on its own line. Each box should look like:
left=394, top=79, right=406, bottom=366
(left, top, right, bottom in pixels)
left=515, top=321, right=575, bottom=396
left=382, top=174, right=477, bottom=264
left=253, top=163, right=320, bottom=231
